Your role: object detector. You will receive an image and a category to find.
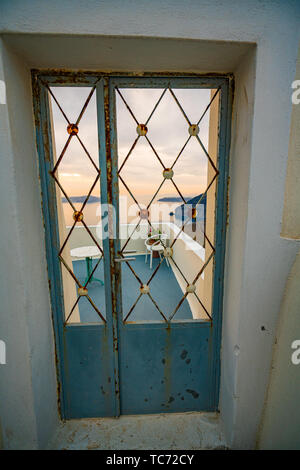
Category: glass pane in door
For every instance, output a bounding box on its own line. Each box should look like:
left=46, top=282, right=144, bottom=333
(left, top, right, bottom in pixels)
left=49, top=86, right=106, bottom=324
left=115, top=85, right=220, bottom=323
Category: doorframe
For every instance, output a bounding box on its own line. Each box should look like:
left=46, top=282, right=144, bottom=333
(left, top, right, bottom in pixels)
left=32, top=71, right=233, bottom=419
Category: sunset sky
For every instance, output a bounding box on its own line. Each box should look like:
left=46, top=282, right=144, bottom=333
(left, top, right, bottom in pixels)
left=50, top=86, right=212, bottom=208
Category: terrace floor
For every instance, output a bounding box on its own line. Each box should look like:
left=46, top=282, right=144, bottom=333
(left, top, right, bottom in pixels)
left=73, top=254, right=193, bottom=322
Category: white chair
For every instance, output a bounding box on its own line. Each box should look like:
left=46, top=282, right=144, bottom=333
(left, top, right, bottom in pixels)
left=145, top=234, right=169, bottom=269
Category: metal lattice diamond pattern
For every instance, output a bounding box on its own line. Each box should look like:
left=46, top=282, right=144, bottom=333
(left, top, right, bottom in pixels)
left=46, top=80, right=106, bottom=324
left=117, top=86, right=220, bottom=323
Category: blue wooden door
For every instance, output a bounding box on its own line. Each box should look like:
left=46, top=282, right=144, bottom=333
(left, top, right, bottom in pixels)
left=34, top=77, right=120, bottom=418
left=105, top=77, right=230, bottom=414
left=33, top=73, right=231, bottom=419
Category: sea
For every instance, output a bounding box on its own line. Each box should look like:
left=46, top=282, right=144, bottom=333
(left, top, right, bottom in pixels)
left=62, top=194, right=192, bottom=227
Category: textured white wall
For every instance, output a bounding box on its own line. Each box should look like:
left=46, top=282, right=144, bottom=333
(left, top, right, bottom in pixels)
left=258, top=44, right=300, bottom=450
left=0, top=0, right=299, bottom=449
left=281, top=45, right=300, bottom=238
left=0, top=39, right=39, bottom=449
left=0, top=39, right=59, bottom=449
left=0, top=0, right=298, bottom=43
left=258, top=249, right=300, bottom=449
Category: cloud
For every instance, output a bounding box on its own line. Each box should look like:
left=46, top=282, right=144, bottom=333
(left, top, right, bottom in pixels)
left=49, top=85, right=212, bottom=199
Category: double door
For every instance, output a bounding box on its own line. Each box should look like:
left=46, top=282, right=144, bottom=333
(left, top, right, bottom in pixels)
left=34, top=73, right=231, bottom=418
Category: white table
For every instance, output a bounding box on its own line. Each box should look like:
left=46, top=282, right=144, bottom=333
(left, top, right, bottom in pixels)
left=70, top=245, right=103, bottom=285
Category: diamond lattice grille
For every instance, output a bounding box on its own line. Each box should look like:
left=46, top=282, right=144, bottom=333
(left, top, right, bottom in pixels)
left=46, top=81, right=106, bottom=324
left=117, top=86, right=220, bottom=322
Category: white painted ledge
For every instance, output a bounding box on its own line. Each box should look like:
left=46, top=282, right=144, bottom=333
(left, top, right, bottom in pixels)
left=46, top=412, right=226, bottom=450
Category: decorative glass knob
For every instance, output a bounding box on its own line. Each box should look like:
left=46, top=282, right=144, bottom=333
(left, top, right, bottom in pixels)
left=191, top=207, right=197, bottom=219
left=139, top=208, right=149, bottom=220
left=164, top=247, right=173, bottom=258
left=188, top=124, right=199, bottom=136
left=78, top=286, right=88, bottom=296
left=140, top=284, right=150, bottom=294
left=136, top=124, right=148, bottom=136
left=186, top=207, right=197, bottom=219
left=73, top=211, right=83, bottom=222
left=163, top=168, right=174, bottom=179
left=187, top=207, right=197, bottom=219
left=186, top=284, right=196, bottom=294
left=67, top=123, right=79, bottom=135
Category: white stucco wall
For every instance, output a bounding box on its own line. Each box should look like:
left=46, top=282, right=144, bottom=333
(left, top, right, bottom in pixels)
left=0, top=39, right=59, bottom=449
left=258, top=249, right=300, bottom=449
left=281, top=45, right=300, bottom=238
left=257, top=44, right=300, bottom=450
left=0, top=0, right=299, bottom=449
